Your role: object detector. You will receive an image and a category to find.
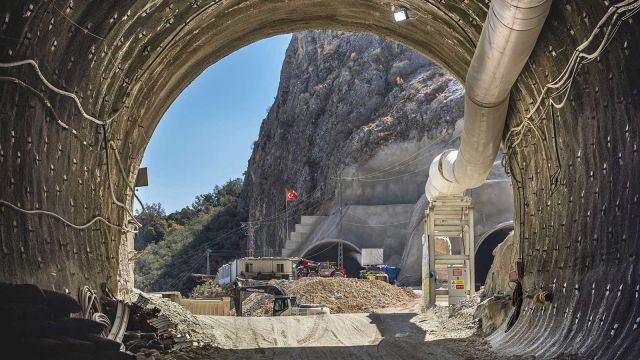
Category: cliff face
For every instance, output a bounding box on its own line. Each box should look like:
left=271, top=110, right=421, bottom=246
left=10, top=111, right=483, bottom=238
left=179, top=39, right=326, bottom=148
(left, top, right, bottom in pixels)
left=239, top=30, right=464, bottom=252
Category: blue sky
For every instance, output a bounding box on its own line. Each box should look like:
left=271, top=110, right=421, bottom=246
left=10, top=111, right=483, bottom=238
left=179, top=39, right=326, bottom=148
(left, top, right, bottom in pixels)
left=136, top=34, right=292, bottom=213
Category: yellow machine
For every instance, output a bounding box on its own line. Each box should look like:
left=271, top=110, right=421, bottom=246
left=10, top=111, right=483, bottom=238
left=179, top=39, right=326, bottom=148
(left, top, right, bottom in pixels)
left=359, top=269, right=389, bottom=283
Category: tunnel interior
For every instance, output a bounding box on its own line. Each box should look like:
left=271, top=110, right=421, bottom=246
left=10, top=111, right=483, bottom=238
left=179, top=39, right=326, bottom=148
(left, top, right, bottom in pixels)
left=0, top=0, right=639, bottom=358
left=301, top=242, right=362, bottom=278
left=474, top=227, right=514, bottom=291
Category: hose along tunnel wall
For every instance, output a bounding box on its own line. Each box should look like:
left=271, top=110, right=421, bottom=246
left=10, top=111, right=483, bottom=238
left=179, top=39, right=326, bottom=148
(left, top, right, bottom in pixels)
left=0, top=1, right=639, bottom=357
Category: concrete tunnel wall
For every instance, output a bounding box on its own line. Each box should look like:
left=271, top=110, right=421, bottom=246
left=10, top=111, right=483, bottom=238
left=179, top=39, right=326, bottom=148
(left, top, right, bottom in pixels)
left=0, top=1, right=639, bottom=357
left=285, top=126, right=514, bottom=284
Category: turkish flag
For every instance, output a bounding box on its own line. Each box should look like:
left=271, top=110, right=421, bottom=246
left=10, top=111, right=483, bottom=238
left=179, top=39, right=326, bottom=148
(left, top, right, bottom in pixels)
left=285, top=189, right=298, bottom=201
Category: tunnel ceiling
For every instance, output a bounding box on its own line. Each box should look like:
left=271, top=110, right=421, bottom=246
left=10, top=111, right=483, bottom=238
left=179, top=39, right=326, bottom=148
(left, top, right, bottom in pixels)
left=0, top=1, right=639, bottom=358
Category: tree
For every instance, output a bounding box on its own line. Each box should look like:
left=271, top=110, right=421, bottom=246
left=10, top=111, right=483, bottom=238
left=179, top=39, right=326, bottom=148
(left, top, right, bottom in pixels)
left=216, top=178, right=243, bottom=207
left=167, top=207, right=197, bottom=226
left=134, top=203, right=168, bottom=250
left=192, top=178, right=243, bottom=212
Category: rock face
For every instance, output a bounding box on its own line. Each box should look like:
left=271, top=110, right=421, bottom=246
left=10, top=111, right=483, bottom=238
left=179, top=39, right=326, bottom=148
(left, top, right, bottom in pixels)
left=239, top=31, right=513, bottom=283
left=239, top=30, right=464, bottom=253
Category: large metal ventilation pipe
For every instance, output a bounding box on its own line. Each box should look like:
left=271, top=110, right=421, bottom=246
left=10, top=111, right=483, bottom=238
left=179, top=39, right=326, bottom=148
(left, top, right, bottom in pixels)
left=425, top=0, right=552, bottom=200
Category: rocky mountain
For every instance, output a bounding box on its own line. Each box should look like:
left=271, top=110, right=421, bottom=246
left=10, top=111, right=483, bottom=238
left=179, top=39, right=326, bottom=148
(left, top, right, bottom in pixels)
left=239, top=30, right=465, bottom=253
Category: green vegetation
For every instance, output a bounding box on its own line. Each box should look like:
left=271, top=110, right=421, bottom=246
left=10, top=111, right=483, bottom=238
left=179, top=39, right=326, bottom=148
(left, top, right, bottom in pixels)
left=190, top=279, right=225, bottom=298
left=133, top=178, right=246, bottom=294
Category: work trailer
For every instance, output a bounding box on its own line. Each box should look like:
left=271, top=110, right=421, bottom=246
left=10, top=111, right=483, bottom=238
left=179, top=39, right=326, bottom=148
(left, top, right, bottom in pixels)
left=218, top=257, right=297, bottom=286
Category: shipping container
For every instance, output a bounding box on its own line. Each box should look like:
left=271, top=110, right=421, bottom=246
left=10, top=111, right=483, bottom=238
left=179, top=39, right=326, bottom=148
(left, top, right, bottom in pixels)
left=361, top=248, right=384, bottom=266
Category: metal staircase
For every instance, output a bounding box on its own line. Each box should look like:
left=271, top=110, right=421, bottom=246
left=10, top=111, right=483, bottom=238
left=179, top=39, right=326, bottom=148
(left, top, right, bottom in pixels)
left=422, top=196, right=475, bottom=306
left=281, top=216, right=328, bottom=257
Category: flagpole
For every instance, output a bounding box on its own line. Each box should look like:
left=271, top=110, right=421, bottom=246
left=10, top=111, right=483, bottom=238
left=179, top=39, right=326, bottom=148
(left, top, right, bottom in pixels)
left=285, top=190, right=289, bottom=244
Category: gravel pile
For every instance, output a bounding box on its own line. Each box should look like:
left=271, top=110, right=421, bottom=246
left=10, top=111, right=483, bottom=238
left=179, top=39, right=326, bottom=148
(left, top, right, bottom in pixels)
left=242, top=277, right=418, bottom=316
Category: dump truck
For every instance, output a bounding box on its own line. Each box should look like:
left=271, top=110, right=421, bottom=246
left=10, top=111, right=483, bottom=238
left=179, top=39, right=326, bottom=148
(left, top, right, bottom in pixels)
left=232, top=279, right=330, bottom=316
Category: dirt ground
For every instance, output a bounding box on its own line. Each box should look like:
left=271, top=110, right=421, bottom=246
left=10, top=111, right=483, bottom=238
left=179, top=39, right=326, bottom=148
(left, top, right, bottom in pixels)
left=151, top=297, right=518, bottom=360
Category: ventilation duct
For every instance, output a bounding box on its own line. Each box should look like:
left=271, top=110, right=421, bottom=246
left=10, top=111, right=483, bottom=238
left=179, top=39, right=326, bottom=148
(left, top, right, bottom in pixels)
left=425, top=0, right=552, bottom=200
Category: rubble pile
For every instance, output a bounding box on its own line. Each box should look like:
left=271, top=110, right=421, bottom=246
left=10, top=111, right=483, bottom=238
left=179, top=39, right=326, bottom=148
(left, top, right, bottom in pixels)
left=413, top=300, right=479, bottom=342
left=124, top=292, right=209, bottom=358
left=243, top=277, right=418, bottom=316
left=241, top=293, right=273, bottom=316
left=473, top=295, right=513, bottom=335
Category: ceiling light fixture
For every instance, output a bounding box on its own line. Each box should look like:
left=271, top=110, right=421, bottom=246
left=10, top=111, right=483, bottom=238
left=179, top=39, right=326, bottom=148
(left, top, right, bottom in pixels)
left=393, top=7, right=408, bottom=22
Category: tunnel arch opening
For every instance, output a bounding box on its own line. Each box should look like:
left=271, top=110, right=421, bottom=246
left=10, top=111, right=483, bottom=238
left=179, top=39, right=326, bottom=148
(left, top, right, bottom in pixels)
left=1, top=1, right=639, bottom=357
left=0, top=0, right=484, bottom=295
left=301, top=240, right=362, bottom=278
left=110, top=1, right=483, bottom=292
left=474, top=222, right=514, bottom=291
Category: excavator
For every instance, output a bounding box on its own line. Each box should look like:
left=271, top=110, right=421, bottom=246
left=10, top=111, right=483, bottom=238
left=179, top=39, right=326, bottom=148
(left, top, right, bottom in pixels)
left=232, top=279, right=330, bottom=316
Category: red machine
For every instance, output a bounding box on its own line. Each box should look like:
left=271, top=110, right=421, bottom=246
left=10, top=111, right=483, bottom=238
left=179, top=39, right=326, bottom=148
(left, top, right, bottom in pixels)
left=296, top=259, right=346, bottom=278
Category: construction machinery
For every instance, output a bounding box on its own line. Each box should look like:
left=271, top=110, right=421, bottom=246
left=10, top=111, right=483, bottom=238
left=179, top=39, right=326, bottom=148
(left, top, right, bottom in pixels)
left=232, top=279, right=330, bottom=316
left=359, top=265, right=401, bottom=284
left=359, top=267, right=389, bottom=283
left=295, top=259, right=346, bottom=278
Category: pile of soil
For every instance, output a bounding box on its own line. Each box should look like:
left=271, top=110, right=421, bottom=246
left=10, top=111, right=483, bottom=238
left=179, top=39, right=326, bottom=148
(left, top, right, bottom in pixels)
left=242, top=277, right=418, bottom=316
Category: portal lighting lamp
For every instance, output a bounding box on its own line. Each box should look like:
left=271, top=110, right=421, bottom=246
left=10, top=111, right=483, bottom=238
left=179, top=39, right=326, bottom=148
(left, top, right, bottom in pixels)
left=394, top=7, right=408, bottom=22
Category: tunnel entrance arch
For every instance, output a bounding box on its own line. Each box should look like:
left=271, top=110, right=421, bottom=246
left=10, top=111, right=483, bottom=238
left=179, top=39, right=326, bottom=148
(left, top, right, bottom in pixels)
left=0, top=0, right=483, bottom=297
left=115, top=1, right=483, bottom=295
left=2, top=1, right=639, bottom=358
left=473, top=222, right=514, bottom=291
left=300, top=240, right=362, bottom=278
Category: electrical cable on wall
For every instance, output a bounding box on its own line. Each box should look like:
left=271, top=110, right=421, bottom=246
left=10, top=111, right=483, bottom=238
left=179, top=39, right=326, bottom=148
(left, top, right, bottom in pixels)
left=0, top=199, right=134, bottom=232
left=0, top=60, right=119, bottom=125
left=110, top=141, right=146, bottom=213
left=0, top=76, right=103, bottom=149
left=52, top=5, right=107, bottom=41
left=505, top=0, right=640, bottom=153
left=0, top=60, right=143, bottom=233
left=0, top=76, right=69, bottom=130
left=101, top=123, right=141, bottom=228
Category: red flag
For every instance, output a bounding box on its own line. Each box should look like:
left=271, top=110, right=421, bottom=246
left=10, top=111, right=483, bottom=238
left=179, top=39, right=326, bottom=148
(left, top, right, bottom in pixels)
left=285, top=189, right=298, bottom=201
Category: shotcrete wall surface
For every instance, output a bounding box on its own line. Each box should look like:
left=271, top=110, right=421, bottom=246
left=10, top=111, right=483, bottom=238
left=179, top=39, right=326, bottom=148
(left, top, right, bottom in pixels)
left=289, top=129, right=513, bottom=285
left=1, top=0, right=639, bottom=358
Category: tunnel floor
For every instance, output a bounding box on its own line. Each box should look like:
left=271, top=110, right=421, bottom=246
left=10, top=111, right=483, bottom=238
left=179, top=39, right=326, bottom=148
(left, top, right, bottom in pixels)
left=174, top=301, right=503, bottom=360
